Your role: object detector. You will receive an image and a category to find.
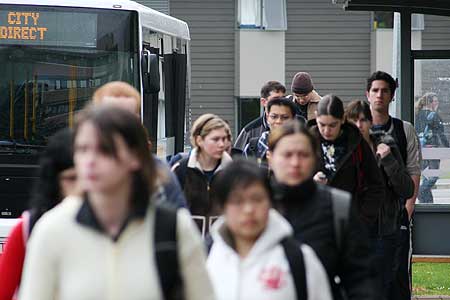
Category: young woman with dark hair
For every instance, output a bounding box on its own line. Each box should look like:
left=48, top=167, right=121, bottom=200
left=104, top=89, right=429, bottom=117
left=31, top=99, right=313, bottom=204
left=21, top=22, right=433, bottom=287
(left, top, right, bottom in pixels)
left=19, top=106, right=214, bottom=300
left=311, top=94, right=384, bottom=225
left=207, top=160, right=331, bottom=300
left=0, top=128, right=78, bottom=300
left=267, top=120, right=375, bottom=300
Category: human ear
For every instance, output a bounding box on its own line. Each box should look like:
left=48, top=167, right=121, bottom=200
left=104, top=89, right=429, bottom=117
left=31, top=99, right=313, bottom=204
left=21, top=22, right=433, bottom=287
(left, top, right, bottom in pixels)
left=195, top=135, right=204, bottom=148
left=260, top=98, right=268, bottom=108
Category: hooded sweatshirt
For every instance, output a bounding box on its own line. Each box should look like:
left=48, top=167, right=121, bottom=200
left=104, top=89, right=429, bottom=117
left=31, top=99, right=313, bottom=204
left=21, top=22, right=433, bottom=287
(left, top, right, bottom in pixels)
left=207, top=209, right=332, bottom=300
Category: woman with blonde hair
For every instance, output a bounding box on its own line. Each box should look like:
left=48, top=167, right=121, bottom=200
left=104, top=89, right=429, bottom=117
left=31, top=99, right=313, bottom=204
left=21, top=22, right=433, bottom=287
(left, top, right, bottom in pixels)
left=415, top=92, right=449, bottom=203
left=172, top=113, right=232, bottom=235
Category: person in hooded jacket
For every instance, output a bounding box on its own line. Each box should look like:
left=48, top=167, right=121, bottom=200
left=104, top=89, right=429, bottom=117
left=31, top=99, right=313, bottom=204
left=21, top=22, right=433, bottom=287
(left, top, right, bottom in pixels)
left=207, top=160, right=332, bottom=300
left=346, top=100, right=414, bottom=300
left=172, top=114, right=232, bottom=236
left=267, top=120, right=375, bottom=300
left=310, top=94, right=384, bottom=225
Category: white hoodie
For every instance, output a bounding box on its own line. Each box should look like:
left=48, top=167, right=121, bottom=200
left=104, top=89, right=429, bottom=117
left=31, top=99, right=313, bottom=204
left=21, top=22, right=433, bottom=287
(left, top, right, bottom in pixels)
left=207, top=209, right=332, bottom=300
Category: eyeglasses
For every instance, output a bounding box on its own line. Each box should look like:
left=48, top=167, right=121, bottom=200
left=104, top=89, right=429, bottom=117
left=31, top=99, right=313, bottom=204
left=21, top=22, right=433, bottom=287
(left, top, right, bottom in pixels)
left=268, top=114, right=291, bottom=121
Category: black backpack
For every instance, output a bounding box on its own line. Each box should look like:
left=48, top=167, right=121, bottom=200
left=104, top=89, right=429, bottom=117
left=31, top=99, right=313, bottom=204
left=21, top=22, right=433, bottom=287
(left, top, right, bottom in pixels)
left=154, top=204, right=182, bottom=300
left=172, top=156, right=190, bottom=189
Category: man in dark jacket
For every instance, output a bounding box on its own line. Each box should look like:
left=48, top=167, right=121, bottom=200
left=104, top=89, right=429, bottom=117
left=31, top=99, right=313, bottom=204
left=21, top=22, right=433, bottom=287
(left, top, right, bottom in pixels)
left=371, top=131, right=414, bottom=299
left=346, top=101, right=414, bottom=299
left=366, top=71, right=421, bottom=300
left=243, top=97, right=296, bottom=165
left=234, top=81, right=286, bottom=150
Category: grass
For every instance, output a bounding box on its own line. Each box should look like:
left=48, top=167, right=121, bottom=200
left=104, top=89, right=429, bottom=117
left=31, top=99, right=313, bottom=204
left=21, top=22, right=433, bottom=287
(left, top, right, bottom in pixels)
left=413, top=263, right=450, bottom=296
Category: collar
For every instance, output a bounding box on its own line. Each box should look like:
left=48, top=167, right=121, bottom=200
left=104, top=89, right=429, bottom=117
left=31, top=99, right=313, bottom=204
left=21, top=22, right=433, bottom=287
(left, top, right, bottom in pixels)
left=262, top=113, right=270, bottom=131
left=187, top=148, right=233, bottom=172
left=371, top=116, right=393, bottom=134
left=76, top=192, right=157, bottom=242
left=272, top=177, right=317, bottom=207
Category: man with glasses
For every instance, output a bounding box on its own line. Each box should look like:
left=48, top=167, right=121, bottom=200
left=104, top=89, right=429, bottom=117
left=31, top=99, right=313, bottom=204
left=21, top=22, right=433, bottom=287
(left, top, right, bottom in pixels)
left=234, top=81, right=286, bottom=150
left=243, top=97, right=296, bottom=165
left=289, top=72, right=322, bottom=121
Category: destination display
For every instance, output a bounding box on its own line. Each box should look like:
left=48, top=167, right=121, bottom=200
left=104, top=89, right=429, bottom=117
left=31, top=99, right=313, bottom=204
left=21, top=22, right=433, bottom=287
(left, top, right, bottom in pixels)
left=0, top=9, right=97, bottom=48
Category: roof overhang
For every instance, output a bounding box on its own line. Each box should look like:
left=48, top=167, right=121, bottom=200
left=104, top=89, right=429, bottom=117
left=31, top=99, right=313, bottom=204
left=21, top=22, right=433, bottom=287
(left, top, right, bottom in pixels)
left=334, top=0, right=450, bottom=16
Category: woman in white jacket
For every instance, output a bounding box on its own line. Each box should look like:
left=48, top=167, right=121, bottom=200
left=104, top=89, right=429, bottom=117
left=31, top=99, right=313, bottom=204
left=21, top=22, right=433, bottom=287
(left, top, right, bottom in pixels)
left=207, top=160, right=332, bottom=300
left=19, top=106, right=214, bottom=300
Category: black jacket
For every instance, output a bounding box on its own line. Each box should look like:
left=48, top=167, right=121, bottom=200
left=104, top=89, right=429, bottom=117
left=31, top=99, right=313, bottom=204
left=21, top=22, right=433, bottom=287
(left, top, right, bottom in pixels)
left=272, top=178, right=374, bottom=300
left=370, top=132, right=414, bottom=237
left=310, top=122, right=385, bottom=225
left=415, top=109, right=449, bottom=147
left=172, top=148, right=232, bottom=234
left=234, top=115, right=269, bottom=150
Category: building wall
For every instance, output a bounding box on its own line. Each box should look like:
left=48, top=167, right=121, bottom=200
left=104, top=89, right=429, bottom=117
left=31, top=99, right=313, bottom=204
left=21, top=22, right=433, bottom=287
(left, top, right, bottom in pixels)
left=171, top=0, right=236, bottom=135
left=134, top=0, right=169, bottom=15
left=422, top=14, right=450, bottom=50
left=285, top=0, right=371, bottom=102
left=237, top=31, right=285, bottom=97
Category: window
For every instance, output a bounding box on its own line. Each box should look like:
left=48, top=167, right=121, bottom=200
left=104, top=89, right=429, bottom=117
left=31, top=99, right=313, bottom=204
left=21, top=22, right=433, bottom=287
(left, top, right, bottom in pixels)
left=373, top=12, right=424, bottom=30
left=237, top=97, right=261, bottom=132
left=237, top=0, right=287, bottom=31
left=414, top=59, right=450, bottom=205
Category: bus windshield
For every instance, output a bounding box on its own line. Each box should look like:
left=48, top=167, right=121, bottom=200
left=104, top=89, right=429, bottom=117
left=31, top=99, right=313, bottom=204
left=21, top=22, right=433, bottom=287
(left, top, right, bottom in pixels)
left=0, top=5, right=139, bottom=152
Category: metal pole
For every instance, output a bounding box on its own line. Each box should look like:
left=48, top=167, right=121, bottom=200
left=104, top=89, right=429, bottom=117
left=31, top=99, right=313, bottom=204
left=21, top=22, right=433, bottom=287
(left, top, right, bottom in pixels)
left=400, top=10, right=413, bottom=122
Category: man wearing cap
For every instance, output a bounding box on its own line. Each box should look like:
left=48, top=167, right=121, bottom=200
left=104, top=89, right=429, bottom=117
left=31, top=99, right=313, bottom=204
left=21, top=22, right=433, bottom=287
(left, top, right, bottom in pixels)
left=289, top=72, right=322, bottom=120
left=234, top=81, right=286, bottom=150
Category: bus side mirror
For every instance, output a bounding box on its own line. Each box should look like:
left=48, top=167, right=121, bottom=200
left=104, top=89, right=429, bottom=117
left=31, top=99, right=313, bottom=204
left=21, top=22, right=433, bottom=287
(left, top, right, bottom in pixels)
left=142, top=50, right=160, bottom=94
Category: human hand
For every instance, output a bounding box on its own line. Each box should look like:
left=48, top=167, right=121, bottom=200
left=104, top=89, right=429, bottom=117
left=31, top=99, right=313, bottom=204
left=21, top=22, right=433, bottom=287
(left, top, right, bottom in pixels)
left=313, top=171, right=328, bottom=184
left=376, top=143, right=391, bottom=159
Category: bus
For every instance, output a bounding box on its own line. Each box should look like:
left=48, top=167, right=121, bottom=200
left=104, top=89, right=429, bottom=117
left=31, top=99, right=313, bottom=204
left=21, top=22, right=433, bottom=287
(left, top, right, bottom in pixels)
left=0, top=0, right=190, bottom=246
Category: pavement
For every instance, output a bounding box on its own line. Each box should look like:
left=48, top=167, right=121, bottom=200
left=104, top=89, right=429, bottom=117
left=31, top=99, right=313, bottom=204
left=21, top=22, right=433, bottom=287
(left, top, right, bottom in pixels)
left=413, top=297, right=450, bottom=300
left=418, top=179, right=450, bottom=204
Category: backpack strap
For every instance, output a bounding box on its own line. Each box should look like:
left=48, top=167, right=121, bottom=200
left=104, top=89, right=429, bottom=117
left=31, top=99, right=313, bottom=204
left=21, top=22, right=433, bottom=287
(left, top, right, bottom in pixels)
left=281, top=237, right=308, bottom=300
left=154, top=204, right=182, bottom=300
left=330, top=188, right=351, bottom=251
left=392, top=118, right=407, bottom=165
left=172, top=156, right=189, bottom=189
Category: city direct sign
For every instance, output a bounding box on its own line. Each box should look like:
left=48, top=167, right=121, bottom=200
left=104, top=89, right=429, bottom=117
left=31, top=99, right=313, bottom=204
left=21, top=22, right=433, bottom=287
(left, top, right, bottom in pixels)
left=0, top=9, right=97, bottom=48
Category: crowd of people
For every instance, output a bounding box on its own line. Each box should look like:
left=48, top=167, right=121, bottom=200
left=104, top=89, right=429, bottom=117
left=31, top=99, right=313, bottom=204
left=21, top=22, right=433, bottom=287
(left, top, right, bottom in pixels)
left=0, top=70, right=431, bottom=300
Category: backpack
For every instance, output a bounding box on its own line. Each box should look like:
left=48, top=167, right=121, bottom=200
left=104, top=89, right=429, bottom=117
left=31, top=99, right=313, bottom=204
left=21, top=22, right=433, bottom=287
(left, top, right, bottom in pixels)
left=154, top=204, right=182, bottom=300
left=172, top=157, right=190, bottom=189
left=329, top=187, right=352, bottom=251
left=207, top=235, right=307, bottom=300
left=391, top=118, right=408, bottom=165
left=418, top=111, right=435, bottom=147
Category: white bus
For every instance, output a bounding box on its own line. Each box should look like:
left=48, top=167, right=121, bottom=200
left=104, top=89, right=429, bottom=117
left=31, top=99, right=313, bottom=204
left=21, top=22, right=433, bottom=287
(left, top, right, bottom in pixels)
left=0, top=0, right=190, bottom=247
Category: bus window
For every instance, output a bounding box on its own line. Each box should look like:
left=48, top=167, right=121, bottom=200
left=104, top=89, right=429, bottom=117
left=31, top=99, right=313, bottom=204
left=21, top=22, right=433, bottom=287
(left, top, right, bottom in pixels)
left=0, top=5, right=139, bottom=148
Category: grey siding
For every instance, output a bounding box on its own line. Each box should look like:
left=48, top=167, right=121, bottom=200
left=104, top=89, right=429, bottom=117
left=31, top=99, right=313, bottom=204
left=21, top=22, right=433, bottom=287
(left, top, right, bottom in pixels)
left=285, top=0, right=371, bottom=102
left=422, top=15, right=450, bottom=50
left=135, top=0, right=169, bottom=15
left=170, top=0, right=235, bottom=137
